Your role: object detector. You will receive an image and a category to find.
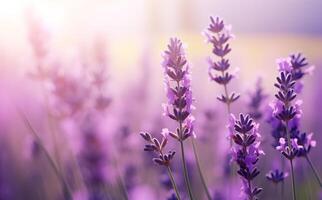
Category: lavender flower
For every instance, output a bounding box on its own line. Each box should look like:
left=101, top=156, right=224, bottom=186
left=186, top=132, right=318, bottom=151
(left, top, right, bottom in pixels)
left=268, top=55, right=321, bottom=191
left=26, top=12, right=49, bottom=59
left=140, top=130, right=181, bottom=200
left=230, top=114, right=264, bottom=199
left=78, top=119, right=109, bottom=200
left=272, top=58, right=302, bottom=199
left=272, top=64, right=302, bottom=157
left=204, top=16, right=239, bottom=112
left=267, top=54, right=312, bottom=147
left=161, top=38, right=196, bottom=200
left=140, top=130, right=175, bottom=167
left=280, top=53, right=315, bottom=93
left=266, top=169, right=288, bottom=184
left=296, top=132, right=316, bottom=157
left=247, top=79, right=267, bottom=120
left=162, top=38, right=195, bottom=141
left=167, top=193, right=178, bottom=200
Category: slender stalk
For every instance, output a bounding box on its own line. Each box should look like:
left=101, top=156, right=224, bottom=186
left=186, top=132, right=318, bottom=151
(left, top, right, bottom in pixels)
left=290, top=159, right=296, bottom=200
left=275, top=183, right=280, bottom=200
left=18, top=111, right=73, bottom=199
left=112, top=153, right=129, bottom=200
left=285, top=120, right=296, bottom=200
left=247, top=180, right=253, bottom=200
left=167, top=166, right=182, bottom=200
left=41, top=83, right=63, bottom=173
left=117, top=176, right=129, bottom=200
left=180, top=140, right=195, bottom=200
left=305, top=154, right=322, bottom=187
left=281, top=156, right=285, bottom=199
left=191, top=138, right=212, bottom=200
left=281, top=177, right=285, bottom=199
left=222, top=71, right=231, bottom=115
left=175, top=79, right=195, bottom=200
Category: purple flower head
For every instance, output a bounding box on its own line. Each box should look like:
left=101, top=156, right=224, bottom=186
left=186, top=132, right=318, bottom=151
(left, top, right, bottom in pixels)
left=271, top=56, right=318, bottom=160
left=140, top=131, right=175, bottom=166
left=277, top=57, right=293, bottom=72
left=277, top=53, right=314, bottom=94
left=167, top=193, right=178, bottom=200
left=247, top=78, right=267, bottom=120
left=266, top=99, right=301, bottom=148
left=266, top=169, right=288, bottom=184
left=26, top=11, right=50, bottom=61
left=230, top=113, right=263, bottom=199
left=296, top=132, right=317, bottom=157
left=161, top=38, right=196, bottom=141
left=276, top=137, right=302, bottom=160
left=204, top=16, right=239, bottom=107
left=227, top=114, right=236, bottom=140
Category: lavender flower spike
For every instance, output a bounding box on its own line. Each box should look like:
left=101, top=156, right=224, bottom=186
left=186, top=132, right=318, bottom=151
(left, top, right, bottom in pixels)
left=273, top=58, right=301, bottom=200
left=266, top=169, right=288, bottom=184
left=140, top=130, right=181, bottom=200
left=230, top=114, right=264, bottom=200
left=162, top=38, right=195, bottom=141
left=162, top=38, right=196, bottom=200
left=204, top=16, right=239, bottom=114
left=247, top=78, right=267, bottom=120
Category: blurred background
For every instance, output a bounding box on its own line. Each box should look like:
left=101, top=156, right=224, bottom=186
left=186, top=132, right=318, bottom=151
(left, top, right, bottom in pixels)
left=0, top=0, right=321, bottom=199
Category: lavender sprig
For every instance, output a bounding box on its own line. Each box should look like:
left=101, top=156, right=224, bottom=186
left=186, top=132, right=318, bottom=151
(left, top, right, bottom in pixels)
left=161, top=38, right=196, bottom=200
left=247, top=79, right=267, bottom=120
left=273, top=59, right=301, bottom=200
left=204, top=16, right=240, bottom=114
left=266, top=169, right=288, bottom=184
left=272, top=55, right=321, bottom=190
left=140, top=130, right=181, bottom=200
left=230, top=114, right=264, bottom=200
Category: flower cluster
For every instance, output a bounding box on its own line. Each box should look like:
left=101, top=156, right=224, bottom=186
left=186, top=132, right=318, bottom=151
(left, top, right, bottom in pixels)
left=271, top=57, right=317, bottom=160
left=140, top=130, right=175, bottom=166
left=78, top=119, right=109, bottom=200
left=247, top=79, right=267, bottom=120
left=162, top=38, right=195, bottom=141
left=273, top=69, right=302, bottom=160
left=267, top=54, right=313, bottom=148
left=266, top=55, right=320, bottom=195
left=204, top=16, right=239, bottom=106
left=230, top=114, right=263, bottom=199
left=296, top=132, right=316, bottom=157
left=278, top=53, right=314, bottom=93
left=266, top=169, right=288, bottom=184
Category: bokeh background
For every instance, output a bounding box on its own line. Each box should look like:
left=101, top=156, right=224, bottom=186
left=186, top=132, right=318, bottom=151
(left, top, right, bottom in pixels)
left=0, top=0, right=321, bottom=199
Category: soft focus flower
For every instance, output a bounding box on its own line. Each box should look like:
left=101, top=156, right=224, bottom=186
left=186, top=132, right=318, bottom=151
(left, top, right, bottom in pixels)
left=247, top=78, right=267, bottom=120
left=296, top=132, right=317, bottom=157
left=266, top=169, right=289, bottom=184
left=276, top=137, right=303, bottom=160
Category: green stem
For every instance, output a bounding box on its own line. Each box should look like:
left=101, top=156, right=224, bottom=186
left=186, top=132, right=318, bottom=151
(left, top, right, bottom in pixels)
left=41, top=83, right=63, bottom=174
left=248, top=179, right=253, bottom=200
left=305, top=154, right=322, bottom=187
left=167, top=166, right=182, bottom=200
left=281, top=179, right=284, bottom=200
left=290, top=159, right=296, bottom=200
left=19, top=111, right=73, bottom=199
left=180, top=140, right=195, bottom=200
left=285, top=120, right=296, bottom=200
left=191, top=138, right=212, bottom=200
left=175, top=79, right=195, bottom=200
left=281, top=156, right=285, bottom=199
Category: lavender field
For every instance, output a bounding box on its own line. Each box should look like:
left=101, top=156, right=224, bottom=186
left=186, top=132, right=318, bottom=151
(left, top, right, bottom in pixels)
left=0, top=1, right=322, bottom=200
